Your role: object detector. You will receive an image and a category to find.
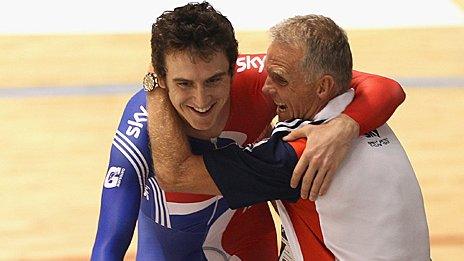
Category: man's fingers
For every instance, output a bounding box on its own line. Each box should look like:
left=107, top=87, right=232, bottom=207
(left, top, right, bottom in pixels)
left=319, top=168, right=335, bottom=196
left=309, top=165, right=329, bottom=201
left=300, top=162, right=319, bottom=199
left=283, top=128, right=303, bottom=141
left=290, top=155, right=310, bottom=188
left=283, top=126, right=312, bottom=141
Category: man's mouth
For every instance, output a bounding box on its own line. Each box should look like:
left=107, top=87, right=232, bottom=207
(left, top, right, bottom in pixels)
left=275, top=102, right=287, bottom=113
left=189, top=103, right=214, bottom=114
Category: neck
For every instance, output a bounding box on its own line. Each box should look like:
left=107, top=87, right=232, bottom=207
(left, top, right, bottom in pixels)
left=304, top=99, right=328, bottom=121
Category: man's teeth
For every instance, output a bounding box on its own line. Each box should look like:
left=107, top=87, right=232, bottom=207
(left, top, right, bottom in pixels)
left=193, top=105, right=212, bottom=113
left=275, top=102, right=286, bottom=109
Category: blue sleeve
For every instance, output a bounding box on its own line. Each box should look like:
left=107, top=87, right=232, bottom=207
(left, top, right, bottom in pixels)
left=91, top=90, right=152, bottom=260
left=202, top=133, right=301, bottom=210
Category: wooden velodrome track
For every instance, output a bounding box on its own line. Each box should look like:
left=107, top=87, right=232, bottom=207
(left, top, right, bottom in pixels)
left=0, top=27, right=463, bottom=260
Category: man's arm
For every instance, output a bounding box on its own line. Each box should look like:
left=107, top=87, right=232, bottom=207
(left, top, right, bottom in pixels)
left=284, top=71, right=405, bottom=200
left=344, top=70, right=405, bottom=134
left=146, top=70, right=405, bottom=200
left=91, top=154, right=141, bottom=260
left=92, top=92, right=149, bottom=260
left=146, top=88, right=221, bottom=195
left=147, top=87, right=301, bottom=207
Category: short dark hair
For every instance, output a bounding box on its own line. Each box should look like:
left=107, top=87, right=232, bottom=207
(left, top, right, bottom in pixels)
left=151, top=2, right=238, bottom=78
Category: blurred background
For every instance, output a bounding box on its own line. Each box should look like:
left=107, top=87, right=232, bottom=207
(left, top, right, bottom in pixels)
left=0, top=0, right=463, bottom=260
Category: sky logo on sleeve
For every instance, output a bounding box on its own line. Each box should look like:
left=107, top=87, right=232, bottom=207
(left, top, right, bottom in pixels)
left=126, top=105, right=148, bottom=139
left=104, top=166, right=126, bottom=188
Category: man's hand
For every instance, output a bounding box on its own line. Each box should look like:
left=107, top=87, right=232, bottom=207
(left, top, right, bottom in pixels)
left=283, top=114, right=359, bottom=201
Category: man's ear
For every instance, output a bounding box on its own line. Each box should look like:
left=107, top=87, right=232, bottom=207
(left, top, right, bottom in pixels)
left=148, top=63, right=155, bottom=73
left=316, top=75, right=335, bottom=100
left=148, top=63, right=167, bottom=89
left=158, top=77, right=167, bottom=89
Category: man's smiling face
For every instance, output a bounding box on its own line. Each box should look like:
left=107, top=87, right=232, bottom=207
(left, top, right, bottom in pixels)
left=162, top=51, right=232, bottom=132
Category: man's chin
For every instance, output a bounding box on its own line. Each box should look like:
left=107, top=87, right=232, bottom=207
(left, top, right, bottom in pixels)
left=277, top=115, right=288, bottom=122
left=188, top=120, right=215, bottom=132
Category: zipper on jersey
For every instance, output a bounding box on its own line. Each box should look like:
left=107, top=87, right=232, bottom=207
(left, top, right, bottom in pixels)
left=207, top=137, right=219, bottom=226
left=210, top=137, right=218, bottom=149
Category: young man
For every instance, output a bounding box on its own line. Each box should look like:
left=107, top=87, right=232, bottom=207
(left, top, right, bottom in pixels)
left=148, top=14, right=430, bottom=260
left=92, top=3, right=406, bottom=260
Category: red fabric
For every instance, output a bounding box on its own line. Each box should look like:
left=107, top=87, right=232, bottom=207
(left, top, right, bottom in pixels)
left=225, top=54, right=276, bottom=144
left=286, top=138, right=334, bottom=259
left=288, top=138, right=307, bottom=158
left=283, top=200, right=335, bottom=260
left=165, top=192, right=214, bottom=203
left=222, top=204, right=279, bottom=259
left=346, top=70, right=405, bottom=135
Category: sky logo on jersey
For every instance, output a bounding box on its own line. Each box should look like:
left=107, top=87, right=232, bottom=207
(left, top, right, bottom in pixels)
left=126, top=105, right=148, bottom=139
left=104, top=166, right=125, bottom=188
left=236, top=55, right=266, bottom=73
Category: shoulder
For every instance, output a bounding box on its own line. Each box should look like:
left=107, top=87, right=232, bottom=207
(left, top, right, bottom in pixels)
left=239, top=119, right=309, bottom=160
left=118, top=89, right=148, bottom=141
left=113, top=89, right=151, bottom=167
left=270, top=119, right=313, bottom=158
left=123, top=89, right=147, bottom=117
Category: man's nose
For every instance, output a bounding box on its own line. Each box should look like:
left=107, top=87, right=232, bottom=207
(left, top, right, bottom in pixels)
left=194, top=85, right=210, bottom=105
left=262, top=77, right=276, bottom=95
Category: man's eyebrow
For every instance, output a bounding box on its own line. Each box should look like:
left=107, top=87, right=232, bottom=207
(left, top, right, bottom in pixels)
left=172, top=72, right=227, bottom=82
left=172, top=77, right=192, bottom=82
left=207, top=71, right=227, bottom=80
left=268, top=68, right=287, bottom=79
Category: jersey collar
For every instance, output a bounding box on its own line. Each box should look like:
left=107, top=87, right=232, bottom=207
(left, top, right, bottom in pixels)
left=312, top=88, right=354, bottom=122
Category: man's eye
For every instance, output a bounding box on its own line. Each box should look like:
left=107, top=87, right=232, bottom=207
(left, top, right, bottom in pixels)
left=274, top=76, right=288, bottom=86
left=177, top=82, right=191, bottom=88
left=206, top=77, right=222, bottom=86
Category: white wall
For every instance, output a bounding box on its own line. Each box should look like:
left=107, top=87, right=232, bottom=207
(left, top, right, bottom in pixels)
left=1, top=0, right=463, bottom=34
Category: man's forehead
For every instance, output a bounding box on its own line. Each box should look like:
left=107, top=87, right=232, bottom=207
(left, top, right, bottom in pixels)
left=167, top=49, right=225, bottom=64
left=266, top=41, right=301, bottom=70
left=164, top=56, right=228, bottom=82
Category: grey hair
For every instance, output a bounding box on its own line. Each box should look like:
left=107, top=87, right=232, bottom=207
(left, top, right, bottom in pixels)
left=270, top=15, right=352, bottom=94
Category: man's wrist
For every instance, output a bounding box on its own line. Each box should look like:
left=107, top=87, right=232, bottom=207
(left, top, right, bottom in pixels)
left=338, top=113, right=360, bottom=139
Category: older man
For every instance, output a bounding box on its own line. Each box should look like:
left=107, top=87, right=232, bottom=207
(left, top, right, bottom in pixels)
left=148, top=15, right=430, bottom=260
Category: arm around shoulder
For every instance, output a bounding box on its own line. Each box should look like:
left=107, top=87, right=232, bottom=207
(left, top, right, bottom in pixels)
left=346, top=70, right=405, bottom=135
left=146, top=88, right=221, bottom=195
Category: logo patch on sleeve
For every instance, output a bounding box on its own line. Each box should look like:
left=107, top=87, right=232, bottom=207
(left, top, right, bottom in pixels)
left=104, top=167, right=126, bottom=188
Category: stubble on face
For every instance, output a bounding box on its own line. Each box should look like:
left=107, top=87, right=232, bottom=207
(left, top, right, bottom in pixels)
left=162, top=51, right=232, bottom=139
